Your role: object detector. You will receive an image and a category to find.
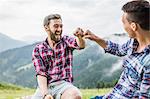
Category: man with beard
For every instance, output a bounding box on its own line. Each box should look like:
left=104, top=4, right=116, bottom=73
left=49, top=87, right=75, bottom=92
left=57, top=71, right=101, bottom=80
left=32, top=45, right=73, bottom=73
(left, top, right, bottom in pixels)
left=85, top=0, right=150, bottom=99
left=32, top=14, right=85, bottom=99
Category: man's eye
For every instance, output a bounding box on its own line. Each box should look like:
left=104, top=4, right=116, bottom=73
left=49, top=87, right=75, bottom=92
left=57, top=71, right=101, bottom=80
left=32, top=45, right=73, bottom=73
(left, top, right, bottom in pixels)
left=60, top=25, right=63, bottom=28
left=54, top=24, right=63, bottom=28
left=54, top=25, right=58, bottom=27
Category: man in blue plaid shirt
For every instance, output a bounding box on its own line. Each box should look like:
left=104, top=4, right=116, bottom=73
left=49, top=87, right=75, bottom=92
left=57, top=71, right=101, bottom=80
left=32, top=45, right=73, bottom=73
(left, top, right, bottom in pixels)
left=84, top=0, right=150, bottom=99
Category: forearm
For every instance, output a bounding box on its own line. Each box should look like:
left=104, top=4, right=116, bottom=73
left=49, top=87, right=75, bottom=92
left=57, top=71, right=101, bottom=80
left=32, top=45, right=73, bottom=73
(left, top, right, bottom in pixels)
left=37, top=75, right=49, bottom=97
left=76, top=36, right=85, bottom=49
left=93, top=35, right=107, bottom=49
left=95, top=37, right=125, bottom=56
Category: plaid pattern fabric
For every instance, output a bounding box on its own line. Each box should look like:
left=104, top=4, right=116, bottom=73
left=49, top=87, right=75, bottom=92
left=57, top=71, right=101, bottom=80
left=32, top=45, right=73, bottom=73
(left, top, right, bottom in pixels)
left=103, top=39, right=150, bottom=99
left=32, top=35, right=80, bottom=84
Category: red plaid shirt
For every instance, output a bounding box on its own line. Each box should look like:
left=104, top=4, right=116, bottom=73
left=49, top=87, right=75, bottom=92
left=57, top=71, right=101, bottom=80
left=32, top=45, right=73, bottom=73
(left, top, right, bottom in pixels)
left=32, top=35, right=80, bottom=84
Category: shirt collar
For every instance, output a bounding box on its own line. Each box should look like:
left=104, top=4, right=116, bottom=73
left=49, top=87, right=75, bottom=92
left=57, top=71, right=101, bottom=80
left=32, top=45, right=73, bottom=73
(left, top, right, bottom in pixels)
left=44, top=37, right=63, bottom=49
left=132, top=39, right=139, bottom=53
left=144, top=44, right=150, bottom=53
left=132, top=39, right=150, bottom=54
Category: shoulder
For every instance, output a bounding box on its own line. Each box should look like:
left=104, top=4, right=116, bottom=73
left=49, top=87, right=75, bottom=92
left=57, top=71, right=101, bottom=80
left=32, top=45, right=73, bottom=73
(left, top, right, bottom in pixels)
left=62, top=35, right=76, bottom=42
left=62, top=35, right=72, bottom=40
left=33, top=41, right=47, bottom=52
left=143, top=54, right=150, bottom=67
left=126, top=38, right=135, bottom=46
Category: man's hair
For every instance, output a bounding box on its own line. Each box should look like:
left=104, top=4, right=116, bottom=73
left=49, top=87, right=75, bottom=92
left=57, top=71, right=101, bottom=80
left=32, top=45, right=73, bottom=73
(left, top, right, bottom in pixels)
left=43, top=14, right=62, bottom=26
left=122, top=0, right=150, bottom=30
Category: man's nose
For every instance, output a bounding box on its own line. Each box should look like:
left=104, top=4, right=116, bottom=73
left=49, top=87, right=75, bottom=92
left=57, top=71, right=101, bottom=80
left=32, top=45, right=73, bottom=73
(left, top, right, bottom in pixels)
left=57, top=26, right=62, bottom=31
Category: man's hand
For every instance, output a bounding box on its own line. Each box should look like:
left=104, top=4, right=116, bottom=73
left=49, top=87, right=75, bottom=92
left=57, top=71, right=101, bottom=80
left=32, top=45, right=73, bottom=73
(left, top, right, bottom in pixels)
left=83, top=30, right=107, bottom=48
left=74, top=27, right=85, bottom=49
left=74, top=28, right=84, bottom=38
left=83, top=30, right=98, bottom=41
left=44, top=94, right=54, bottom=99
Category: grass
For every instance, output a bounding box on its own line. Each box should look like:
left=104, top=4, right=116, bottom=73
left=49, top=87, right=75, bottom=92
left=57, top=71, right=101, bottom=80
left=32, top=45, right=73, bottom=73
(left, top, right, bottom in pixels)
left=0, top=82, right=34, bottom=99
left=81, top=88, right=112, bottom=99
left=0, top=88, right=112, bottom=99
left=0, top=89, right=34, bottom=99
left=0, top=83, right=112, bottom=99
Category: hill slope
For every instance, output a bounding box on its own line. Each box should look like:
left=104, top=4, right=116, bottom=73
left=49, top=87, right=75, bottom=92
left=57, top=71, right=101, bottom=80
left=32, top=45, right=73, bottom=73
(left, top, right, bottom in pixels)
left=0, top=33, right=27, bottom=52
left=0, top=34, right=129, bottom=88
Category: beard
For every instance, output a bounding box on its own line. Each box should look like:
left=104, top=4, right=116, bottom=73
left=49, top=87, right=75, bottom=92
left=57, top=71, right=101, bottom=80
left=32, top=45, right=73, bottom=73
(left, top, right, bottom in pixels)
left=50, top=30, right=62, bottom=43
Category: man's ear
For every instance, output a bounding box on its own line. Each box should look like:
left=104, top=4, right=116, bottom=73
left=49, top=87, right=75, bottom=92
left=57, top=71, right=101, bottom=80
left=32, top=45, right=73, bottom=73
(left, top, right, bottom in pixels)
left=44, top=25, right=50, bottom=31
left=130, top=22, right=137, bottom=31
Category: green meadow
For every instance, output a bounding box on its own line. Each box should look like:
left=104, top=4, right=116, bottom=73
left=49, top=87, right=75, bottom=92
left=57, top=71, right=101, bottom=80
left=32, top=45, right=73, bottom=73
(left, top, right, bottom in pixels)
left=0, top=83, right=112, bottom=99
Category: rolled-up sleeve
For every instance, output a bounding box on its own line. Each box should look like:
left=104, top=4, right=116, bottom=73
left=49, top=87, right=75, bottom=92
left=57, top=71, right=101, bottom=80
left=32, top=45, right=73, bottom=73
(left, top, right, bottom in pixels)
left=63, top=35, right=80, bottom=50
left=139, top=65, right=150, bottom=99
left=32, top=47, right=47, bottom=77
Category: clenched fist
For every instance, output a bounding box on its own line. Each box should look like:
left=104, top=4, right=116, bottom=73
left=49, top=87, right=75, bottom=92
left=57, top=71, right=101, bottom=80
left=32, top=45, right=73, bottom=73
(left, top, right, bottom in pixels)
left=74, top=28, right=84, bottom=37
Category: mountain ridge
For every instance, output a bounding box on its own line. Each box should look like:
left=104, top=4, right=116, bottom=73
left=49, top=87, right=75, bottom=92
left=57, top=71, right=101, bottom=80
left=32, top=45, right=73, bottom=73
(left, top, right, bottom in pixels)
left=0, top=32, right=27, bottom=52
left=0, top=33, right=128, bottom=88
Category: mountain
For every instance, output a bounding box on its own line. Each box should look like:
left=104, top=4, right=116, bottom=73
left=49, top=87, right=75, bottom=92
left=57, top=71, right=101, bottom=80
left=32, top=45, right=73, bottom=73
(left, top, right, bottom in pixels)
left=0, top=33, right=27, bottom=52
left=0, top=33, right=129, bottom=88
left=0, top=43, right=37, bottom=87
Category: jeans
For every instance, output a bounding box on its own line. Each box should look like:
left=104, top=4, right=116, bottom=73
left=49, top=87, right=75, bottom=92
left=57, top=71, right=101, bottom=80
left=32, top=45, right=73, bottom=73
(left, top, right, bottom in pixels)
left=32, top=80, right=79, bottom=99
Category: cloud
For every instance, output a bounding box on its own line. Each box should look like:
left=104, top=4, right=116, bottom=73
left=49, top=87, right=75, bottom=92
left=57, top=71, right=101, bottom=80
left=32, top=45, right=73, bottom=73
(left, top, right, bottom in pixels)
left=2, top=0, right=34, bottom=5
left=0, top=0, right=27, bottom=21
left=52, top=0, right=99, bottom=8
left=0, top=0, right=128, bottom=41
left=0, top=13, right=17, bottom=20
left=104, top=59, right=123, bottom=77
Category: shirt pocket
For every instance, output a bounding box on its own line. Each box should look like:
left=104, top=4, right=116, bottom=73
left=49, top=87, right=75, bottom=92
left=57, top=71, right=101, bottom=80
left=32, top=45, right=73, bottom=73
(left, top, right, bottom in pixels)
left=41, top=50, right=54, bottom=68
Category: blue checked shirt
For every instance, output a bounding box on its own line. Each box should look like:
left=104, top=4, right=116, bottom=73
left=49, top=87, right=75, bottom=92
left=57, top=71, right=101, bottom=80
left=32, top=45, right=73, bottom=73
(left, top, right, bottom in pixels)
left=103, top=39, right=150, bottom=99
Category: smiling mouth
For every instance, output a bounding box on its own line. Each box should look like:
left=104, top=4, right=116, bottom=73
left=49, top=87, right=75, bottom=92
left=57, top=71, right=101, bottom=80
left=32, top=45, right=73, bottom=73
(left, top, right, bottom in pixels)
left=55, top=32, right=61, bottom=35
left=56, top=33, right=61, bottom=35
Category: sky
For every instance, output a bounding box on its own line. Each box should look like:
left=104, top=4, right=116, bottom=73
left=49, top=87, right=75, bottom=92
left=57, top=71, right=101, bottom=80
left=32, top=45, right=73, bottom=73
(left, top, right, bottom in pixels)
left=0, top=0, right=129, bottom=43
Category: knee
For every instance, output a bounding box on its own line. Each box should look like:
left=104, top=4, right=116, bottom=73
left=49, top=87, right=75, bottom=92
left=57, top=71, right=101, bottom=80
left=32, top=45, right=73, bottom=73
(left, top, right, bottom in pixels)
left=61, top=87, right=82, bottom=99
left=71, top=89, right=82, bottom=99
left=61, top=88, right=82, bottom=99
left=75, top=95, right=82, bottom=99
